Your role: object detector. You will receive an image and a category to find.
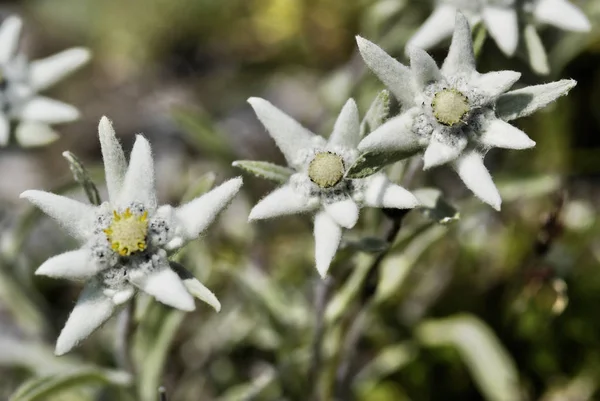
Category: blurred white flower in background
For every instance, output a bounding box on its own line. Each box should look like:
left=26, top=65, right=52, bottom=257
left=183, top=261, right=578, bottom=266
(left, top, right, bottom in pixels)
left=246, top=98, right=420, bottom=277
left=0, top=16, right=90, bottom=147
left=357, top=13, right=576, bottom=210
left=20, top=117, right=242, bottom=355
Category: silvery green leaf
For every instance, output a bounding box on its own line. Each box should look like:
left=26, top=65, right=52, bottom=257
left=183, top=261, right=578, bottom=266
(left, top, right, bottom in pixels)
left=232, top=160, right=294, bottom=184
left=497, top=174, right=561, bottom=202
left=354, top=342, right=417, bottom=386
left=346, top=237, right=390, bottom=253
left=496, top=79, right=576, bottom=122
left=346, top=150, right=419, bottom=179
left=172, top=108, right=233, bottom=160
left=180, top=171, right=216, bottom=203
left=413, top=188, right=460, bottom=224
left=417, top=314, right=522, bottom=401
left=524, top=24, right=549, bottom=76
left=360, top=90, right=391, bottom=137
left=62, top=151, right=101, bottom=206
left=215, top=365, right=277, bottom=401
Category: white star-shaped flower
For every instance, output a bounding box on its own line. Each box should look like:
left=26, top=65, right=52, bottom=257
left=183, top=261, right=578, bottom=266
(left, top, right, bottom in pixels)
left=0, top=16, right=90, bottom=147
left=357, top=12, right=576, bottom=210
left=247, top=97, right=420, bottom=277
left=20, top=117, right=243, bottom=355
left=407, top=0, right=590, bottom=72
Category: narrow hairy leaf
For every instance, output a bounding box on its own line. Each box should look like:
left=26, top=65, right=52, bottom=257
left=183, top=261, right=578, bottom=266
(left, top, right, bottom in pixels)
left=62, top=151, right=101, bottom=206
left=232, top=160, right=293, bottom=184
left=346, top=150, right=418, bottom=179
left=360, top=90, right=391, bottom=137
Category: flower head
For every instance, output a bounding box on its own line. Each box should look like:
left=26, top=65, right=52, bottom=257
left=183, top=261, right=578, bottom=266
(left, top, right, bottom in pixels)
left=246, top=98, right=420, bottom=277
left=20, top=117, right=243, bottom=355
left=357, top=12, right=576, bottom=210
left=0, top=16, right=90, bottom=147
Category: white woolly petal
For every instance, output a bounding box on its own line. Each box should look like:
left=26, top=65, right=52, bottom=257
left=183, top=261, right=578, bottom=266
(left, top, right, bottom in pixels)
left=358, top=108, right=423, bottom=154
left=475, top=71, right=521, bottom=100
left=442, top=13, right=476, bottom=76
left=328, top=98, right=360, bottom=148
left=171, top=263, right=221, bottom=312
left=0, top=16, right=22, bottom=64
left=483, top=6, right=519, bottom=56
left=423, top=136, right=467, bottom=169
left=248, top=97, right=318, bottom=167
left=479, top=119, right=536, bottom=150
left=534, top=0, right=591, bottom=32
left=117, top=135, right=157, bottom=211
left=453, top=151, right=501, bottom=210
left=249, top=184, right=315, bottom=221
left=29, top=47, right=91, bottom=91
left=323, top=198, right=359, bottom=229
left=355, top=36, right=414, bottom=107
left=406, top=5, right=456, bottom=52
left=20, top=190, right=96, bottom=242
left=314, top=211, right=342, bottom=278
left=409, top=47, right=442, bottom=90
left=55, top=280, right=116, bottom=355
left=363, top=173, right=420, bottom=209
left=174, top=177, right=242, bottom=241
left=0, top=114, right=10, bottom=146
left=15, top=122, right=59, bottom=147
left=18, top=97, right=80, bottom=124
left=36, top=249, right=99, bottom=280
left=111, top=287, right=135, bottom=305
left=128, top=265, right=195, bottom=312
left=98, top=117, right=127, bottom=202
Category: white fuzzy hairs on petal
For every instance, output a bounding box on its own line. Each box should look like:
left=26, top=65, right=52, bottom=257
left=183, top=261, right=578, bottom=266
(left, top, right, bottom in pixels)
left=534, top=0, right=591, bottom=32
left=248, top=184, right=315, bottom=221
left=328, top=98, right=360, bottom=149
left=117, top=135, right=157, bottom=211
left=453, top=151, right=501, bottom=210
left=36, top=249, right=99, bottom=280
left=99, top=117, right=127, bottom=202
left=479, top=119, right=536, bottom=150
left=171, top=262, right=221, bottom=312
left=363, top=174, right=420, bottom=209
left=442, top=12, right=476, bottom=76
left=323, top=198, right=359, bottom=229
left=19, top=97, right=80, bottom=124
left=483, top=6, right=519, bottom=56
left=406, top=4, right=456, bottom=53
left=128, top=264, right=195, bottom=312
left=314, top=212, right=342, bottom=278
left=0, top=16, right=22, bottom=64
left=29, top=47, right=91, bottom=91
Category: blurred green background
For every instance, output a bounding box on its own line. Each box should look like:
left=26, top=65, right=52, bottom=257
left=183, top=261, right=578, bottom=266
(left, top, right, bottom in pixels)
left=1, top=0, right=600, bottom=400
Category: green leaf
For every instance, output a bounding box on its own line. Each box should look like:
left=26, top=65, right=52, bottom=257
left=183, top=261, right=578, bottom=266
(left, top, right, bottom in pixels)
left=496, top=174, right=561, bottom=202
left=346, top=237, right=390, bottom=254
left=172, top=108, right=233, bottom=160
left=232, top=160, right=294, bottom=184
left=413, top=188, right=460, bottom=224
left=346, top=150, right=418, bottom=179
left=360, top=90, right=391, bottom=137
left=181, top=171, right=216, bottom=203
left=62, top=151, right=101, bottom=206
left=354, top=342, right=417, bottom=386
left=215, top=365, right=278, bottom=401
left=524, top=24, right=549, bottom=76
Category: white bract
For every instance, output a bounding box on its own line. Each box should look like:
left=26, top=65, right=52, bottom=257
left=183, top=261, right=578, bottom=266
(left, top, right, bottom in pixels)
left=407, top=0, right=590, bottom=73
left=21, top=117, right=242, bottom=355
left=357, top=13, right=576, bottom=210
left=0, top=16, right=90, bottom=147
left=247, top=97, right=420, bottom=277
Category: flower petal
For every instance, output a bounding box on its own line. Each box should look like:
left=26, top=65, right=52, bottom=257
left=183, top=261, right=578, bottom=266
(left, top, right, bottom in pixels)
left=117, top=135, right=157, bottom=211
left=29, top=47, right=91, bottom=91
left=0, top=16, right=22, bottom=64
left=323, top=198, right=359, bottom=229
left=249, top=184, right=315, bottom=220
left=15, top=122, right=59, bottom=147
left=20, top=190, right=96, bottom=242
left=355, top=36, right=414, bottom=107
left=452, top=150, right=501, bottom=210
left=475, top=71, right=521, bottom=100
left=409, top=47, right=442, bottom=90
left=98, top=117, right=127, bottom=202
left=35, top=249, right=99, bottom=280
left=128, top=264, right=195, bottom=312
left=55, top=280, right=116, bottom=355
left=174, top=177, right=242, bottom=241
left=358, top=108, right=423, bottom=154
left=363, top=173, right=420, bottom=209
left=0, top=114, right=9, bottom=146
left=479, top=119, right=535, bottom=149
left=496, top=79, right=576, bottom=122
left=18, top=97, right=79, bottom=124
left=483, top=6, right=519, bottom=56
left=423, top=135, right=467, bottom=169
left=248, top=97, right=318, bottom=167
left=314, top=211, right=342, bottom=278
left=328, top=98, right=360, bottom=148
left=534, top=0, right=591, bottom=32
left=406, top=4, right=456, bottom=52
left=442, top=12, right=476, bottom=76
left=171, top=262, right=221, bottom=312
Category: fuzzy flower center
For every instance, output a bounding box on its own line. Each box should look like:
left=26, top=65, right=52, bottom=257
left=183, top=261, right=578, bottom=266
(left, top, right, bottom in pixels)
left=431, top=88, right=470, bottom=127
left=103, top=208, right=148, bottom=256
left=308, top=152, right=345, bottom=188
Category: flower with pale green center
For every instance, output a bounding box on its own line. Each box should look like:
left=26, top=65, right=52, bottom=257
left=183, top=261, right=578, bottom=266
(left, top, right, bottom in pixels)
left=20, top=117, right=243, bottom=355
left=356, top=12, right=576, bottom=210
left=0, top=16, right=91, bottom=147
left=246, top=97, right=420, bottom=278
left=407, top=0, right=590, bottom=74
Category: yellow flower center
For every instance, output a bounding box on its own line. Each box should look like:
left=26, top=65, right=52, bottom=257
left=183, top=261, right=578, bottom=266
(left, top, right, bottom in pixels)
left=431, top=88, right=470, bottom=126
left=308, top=152, right=345, bottom=189
left=103, top=208, right=148, bottom=256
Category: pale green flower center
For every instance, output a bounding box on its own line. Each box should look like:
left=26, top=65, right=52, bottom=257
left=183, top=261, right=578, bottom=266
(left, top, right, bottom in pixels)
left=431, top=88, right=470, bottom=127
left=104, top=208, right=148, bottom=256
left=308, top=152, right=345, bottom=188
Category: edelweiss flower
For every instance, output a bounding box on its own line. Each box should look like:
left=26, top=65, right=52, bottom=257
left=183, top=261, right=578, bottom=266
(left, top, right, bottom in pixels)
left=247, top=98, right=420, bottom=277
left=357, top=13, right=576, bottom=210
left=20, top=117, right=242, bottom=355
left=0, top=16, right=90, bottom=147
left=408, top=0, right=590, bottom=69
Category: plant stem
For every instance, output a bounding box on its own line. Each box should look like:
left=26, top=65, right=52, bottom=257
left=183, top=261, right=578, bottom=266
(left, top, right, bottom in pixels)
left=114, top=301, right=136, bottom=375
left=309, top=276, right=333, bottom=401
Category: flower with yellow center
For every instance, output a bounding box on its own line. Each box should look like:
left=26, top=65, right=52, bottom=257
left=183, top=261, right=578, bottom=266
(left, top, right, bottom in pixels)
left=103, top=208, right=148, bottom=256
left=308, top=152, right=345, bottom=188
left=431, top=88, right=469, bottom=127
